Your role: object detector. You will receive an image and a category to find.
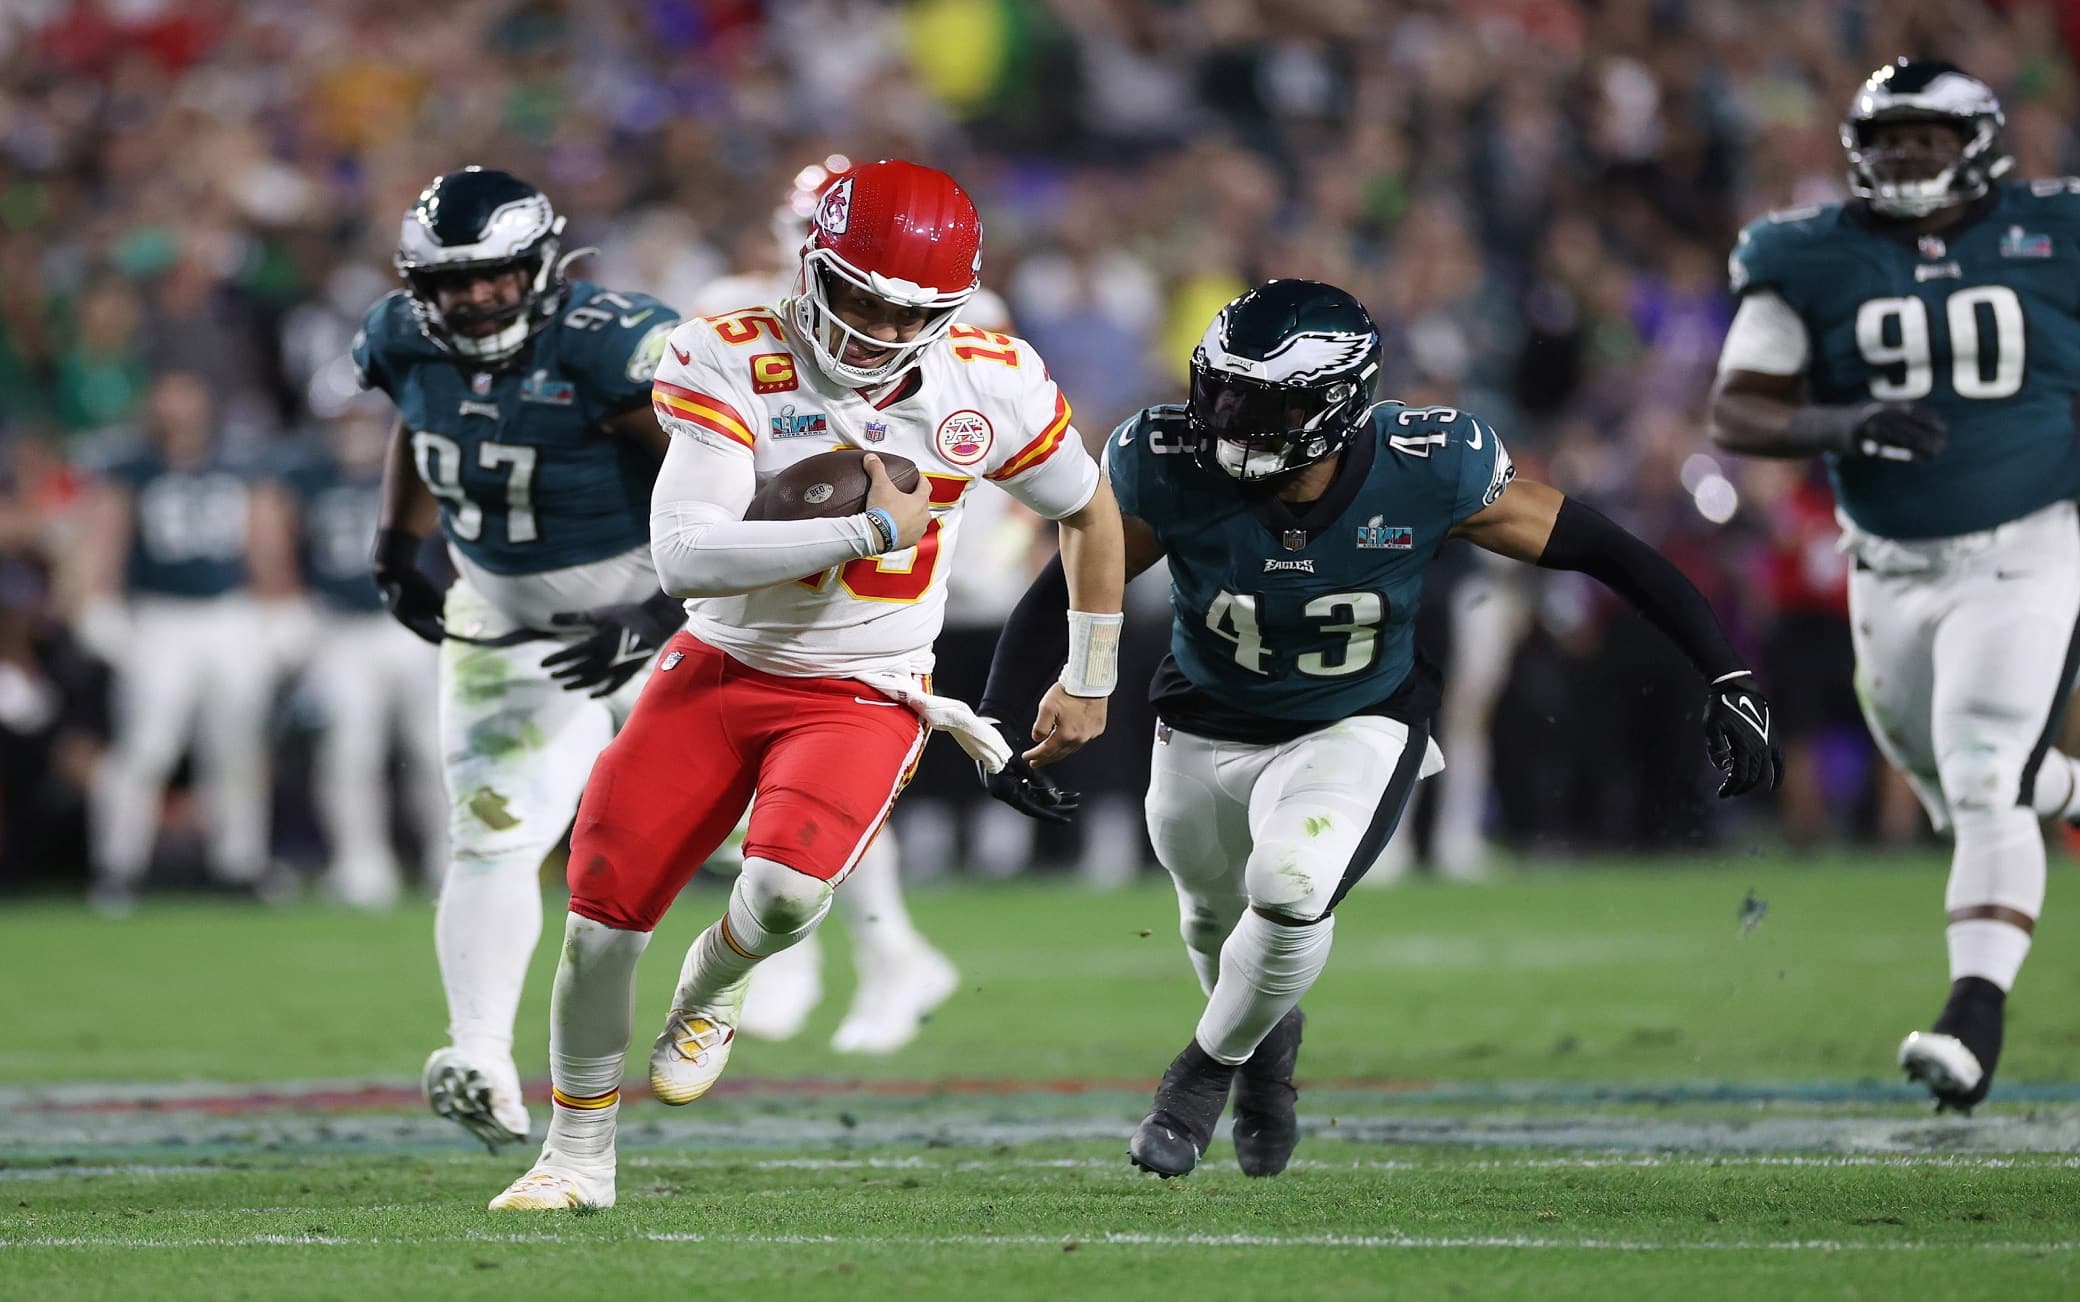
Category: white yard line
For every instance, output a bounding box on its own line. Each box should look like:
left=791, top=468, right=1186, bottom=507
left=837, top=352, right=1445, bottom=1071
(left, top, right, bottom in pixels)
left=1, top=1230, right=2075, bottom=1254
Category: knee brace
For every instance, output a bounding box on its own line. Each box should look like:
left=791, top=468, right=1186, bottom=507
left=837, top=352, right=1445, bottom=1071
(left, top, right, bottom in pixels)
left=728, top=855, right=835, bottom=955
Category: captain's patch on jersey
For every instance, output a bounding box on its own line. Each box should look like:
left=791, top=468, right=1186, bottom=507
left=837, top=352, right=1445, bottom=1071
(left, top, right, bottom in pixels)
left=936, top=409, right=994, bottom=465
left=751, top=352, right=798, bottom=393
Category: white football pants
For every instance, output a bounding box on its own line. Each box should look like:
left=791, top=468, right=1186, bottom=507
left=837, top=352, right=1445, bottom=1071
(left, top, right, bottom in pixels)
left=1145, top=715, right=1446, bottom=978
left=432, top=550, right=661, bottom=1063
left=306, top=611, right=443, bottom=902
left=91, top=594, right=280, bottom=887
left=1847, top=499, right=2080, bottom=833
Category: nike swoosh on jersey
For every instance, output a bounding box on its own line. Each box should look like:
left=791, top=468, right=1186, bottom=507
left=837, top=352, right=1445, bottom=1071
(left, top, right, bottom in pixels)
left=620, top=310, right=655, bottom=328
left=1467, top=421, right=1483, bottom=450
left=852, top=697, right=905, bottom=708
left=1118, top=430, right=1135, bottom=446
left=671, top=344, right=692, bottom=366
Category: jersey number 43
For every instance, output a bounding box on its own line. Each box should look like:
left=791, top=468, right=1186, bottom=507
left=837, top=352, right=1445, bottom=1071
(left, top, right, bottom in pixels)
left=1207, top=589, right=1386, bottom=677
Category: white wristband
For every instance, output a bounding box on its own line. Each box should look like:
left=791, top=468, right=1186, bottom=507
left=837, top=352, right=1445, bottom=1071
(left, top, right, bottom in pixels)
left=1059, top=609, right=1124, bottom=698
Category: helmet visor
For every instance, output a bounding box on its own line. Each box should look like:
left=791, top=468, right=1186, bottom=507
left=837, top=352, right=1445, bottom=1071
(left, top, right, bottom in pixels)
left=1189, top=366, right=1343, bottom=446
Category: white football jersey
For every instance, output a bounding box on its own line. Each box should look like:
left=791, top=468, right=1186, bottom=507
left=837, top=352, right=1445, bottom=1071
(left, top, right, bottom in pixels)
left=650, top=300, right=1100, bottom=677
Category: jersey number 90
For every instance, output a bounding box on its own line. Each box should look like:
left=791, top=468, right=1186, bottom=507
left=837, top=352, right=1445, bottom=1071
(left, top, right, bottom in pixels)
left=1856, top=286, right=2025, bottom=401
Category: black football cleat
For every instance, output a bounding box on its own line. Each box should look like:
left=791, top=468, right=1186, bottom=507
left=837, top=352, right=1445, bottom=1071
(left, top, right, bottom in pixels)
left=1899, top=977, right=2005, bottom=1115
left=1232, top=1008, right=1304, bottom=1177
left=1128, top=1039, right=1237, bottom=1178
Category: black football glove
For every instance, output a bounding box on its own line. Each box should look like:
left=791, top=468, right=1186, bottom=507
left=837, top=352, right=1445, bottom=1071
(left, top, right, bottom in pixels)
left=542, top=590, right=685, bottom=697
left=978, top=754, right=1080, bottom=824
left=1704, top=672, right=1784, bottom=798
left=371, top=527, right=447, bottom=645
left=1792, top=401, right=1948, bottom=463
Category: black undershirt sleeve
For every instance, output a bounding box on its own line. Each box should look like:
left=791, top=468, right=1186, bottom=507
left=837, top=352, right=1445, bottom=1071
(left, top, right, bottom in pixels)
left=1535, top=496, right=1745, bottom=682
left=978, top=553, right=1071, bottom=728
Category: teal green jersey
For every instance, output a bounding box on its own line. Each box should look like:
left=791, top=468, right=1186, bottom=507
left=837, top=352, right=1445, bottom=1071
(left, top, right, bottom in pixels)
left=271, top=446, right=383, bottom=615
left=1729, top=179, right=2080, bottom=539
left=102, top=447, right=252, bottom=599
left=1109, top=402, right=1513, bottom=739
left=351, top=280, right=679, bottom=575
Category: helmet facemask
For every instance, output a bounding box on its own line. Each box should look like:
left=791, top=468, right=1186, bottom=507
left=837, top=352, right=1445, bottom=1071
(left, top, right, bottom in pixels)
left=395, top=171, right=569, bottom=367
left=1189, top=354, right=1374, bottom=484
left=789, top=250, right=971, bottom=388
left=403, top=251, right=559, bottom=364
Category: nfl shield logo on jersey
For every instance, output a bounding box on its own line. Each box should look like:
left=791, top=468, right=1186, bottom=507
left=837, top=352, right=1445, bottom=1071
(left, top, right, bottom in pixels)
left=864, top=421, right=888, bottom=443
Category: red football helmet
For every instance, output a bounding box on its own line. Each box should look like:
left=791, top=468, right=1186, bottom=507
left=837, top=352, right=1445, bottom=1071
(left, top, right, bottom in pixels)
left=789, top=158, right=982, bottom=387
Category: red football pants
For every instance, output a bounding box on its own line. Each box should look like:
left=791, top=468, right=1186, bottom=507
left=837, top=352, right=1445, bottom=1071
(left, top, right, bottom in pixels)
left=566, top=632, right=927, bottom=932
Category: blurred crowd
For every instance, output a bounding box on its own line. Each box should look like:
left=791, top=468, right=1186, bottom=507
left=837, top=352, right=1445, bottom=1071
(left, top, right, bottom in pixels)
left=5, top=0, right=2077, bottom=895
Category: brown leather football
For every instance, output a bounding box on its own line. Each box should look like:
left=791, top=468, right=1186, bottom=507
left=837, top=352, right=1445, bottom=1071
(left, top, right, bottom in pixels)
left=744, top=448, right=920, bottom=521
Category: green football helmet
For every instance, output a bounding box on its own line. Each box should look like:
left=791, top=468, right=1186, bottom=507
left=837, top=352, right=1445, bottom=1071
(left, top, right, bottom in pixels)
left=1843, top=60, right=2010, bottom=219
left=1188, top=279, right=1382, bottom=483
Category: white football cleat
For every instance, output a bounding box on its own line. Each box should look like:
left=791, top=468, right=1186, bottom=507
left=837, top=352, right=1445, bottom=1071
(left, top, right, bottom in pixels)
left=423, top=1046, right=530, bottom=1151
left=649, top=977, right=747, bottom=1105
left=738, top=931, right=824, bottom=1041
left=1899, top=1030, right=1985, bottom=1102
left=830, top=945, right=960, bottom=1055
left=488, top=1162, right=614, bottom=1211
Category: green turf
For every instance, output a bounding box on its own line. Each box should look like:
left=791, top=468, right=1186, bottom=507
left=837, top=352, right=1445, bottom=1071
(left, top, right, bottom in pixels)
left=4, top=855, right=2076, bottom=1087
left=6, top=855, right=2079, bottom=1299
left=7, top=1148, right=2078, bottom=1300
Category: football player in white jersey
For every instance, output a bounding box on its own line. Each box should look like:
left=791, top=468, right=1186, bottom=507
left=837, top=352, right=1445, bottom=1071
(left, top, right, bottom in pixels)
left=687, top=155, right=1016, bottom=1055
left=490, top=159, right=1125, bottom=1210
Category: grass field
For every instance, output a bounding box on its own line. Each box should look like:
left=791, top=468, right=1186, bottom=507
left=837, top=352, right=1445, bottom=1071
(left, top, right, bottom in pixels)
left=5, top=855, right=2079, bottom=1299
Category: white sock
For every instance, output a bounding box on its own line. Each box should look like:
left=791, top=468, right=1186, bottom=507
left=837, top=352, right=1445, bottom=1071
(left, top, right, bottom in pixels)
left=1947, top=919, right=2033, bottom=992
left=838, top=835, right=925, bottom=973
left=2029, top=750, right=2080, bottom=819
left=436, top=854, right=544, bottom=1063
left=674, top=857, right=832, bottom=1010
left=543, top=914, right=649, bottom=1167
left=1195, top=909, right=1335, bottom=1065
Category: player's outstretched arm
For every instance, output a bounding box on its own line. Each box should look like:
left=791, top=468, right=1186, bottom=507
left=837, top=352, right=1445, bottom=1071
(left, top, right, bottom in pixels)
left=1710, top=369, right=1947, bottom=463
left=1021, top=476, right=1128, bottom=765
left=1452, top=479, right=1782, bottom=797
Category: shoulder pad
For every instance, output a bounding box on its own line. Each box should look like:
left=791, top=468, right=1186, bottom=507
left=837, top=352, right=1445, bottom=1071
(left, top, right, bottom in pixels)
left=2015, top=176, right=2080, bottom=226
left=1728, top=204, right=1841, bottom=295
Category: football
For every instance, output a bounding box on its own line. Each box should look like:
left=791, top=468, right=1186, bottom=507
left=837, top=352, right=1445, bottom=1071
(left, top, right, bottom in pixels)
left=744, top=448, right=919, bottom=521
